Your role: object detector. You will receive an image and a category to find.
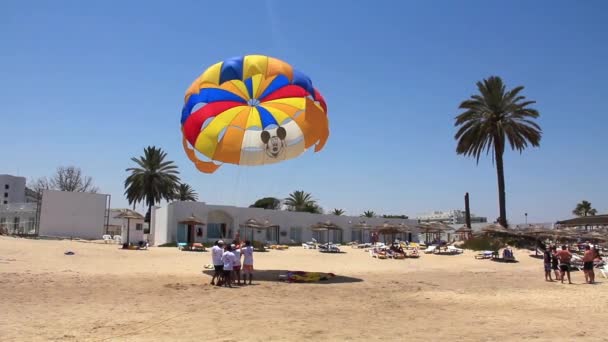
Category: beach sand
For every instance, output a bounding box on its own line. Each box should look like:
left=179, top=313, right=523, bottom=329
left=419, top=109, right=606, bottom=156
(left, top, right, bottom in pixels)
left=1, top=236, right=606, bottom=341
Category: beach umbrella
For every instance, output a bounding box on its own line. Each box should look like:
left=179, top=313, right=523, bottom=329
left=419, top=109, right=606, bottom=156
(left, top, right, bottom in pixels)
left=351, top=221, right=373, bottom=243
left=311, top=221, right=341, bottom=244
left=240, top=218, right=278, bottom=243
left=455, top=226, right=473, bottom=240
left=114, top=209, right=144, bottom=248
left=178, top=214, right=205, bottom=226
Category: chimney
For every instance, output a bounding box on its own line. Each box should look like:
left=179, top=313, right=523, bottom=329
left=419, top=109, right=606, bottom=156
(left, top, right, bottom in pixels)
left=464, top=192, right=472, bottom=228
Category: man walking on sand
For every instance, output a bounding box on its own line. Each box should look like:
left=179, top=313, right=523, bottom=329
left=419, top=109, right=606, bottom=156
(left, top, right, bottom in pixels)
left=543, top=247, right=553, bottom=282
left=556, top=245, right=573, bottom=284
left=211, top=240, right=225, bottom=286
left=242, top=240, right=254, bottom=285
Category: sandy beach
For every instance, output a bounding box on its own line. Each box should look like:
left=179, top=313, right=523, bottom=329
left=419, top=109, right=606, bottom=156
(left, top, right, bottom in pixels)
left=1, top=236, right=606, bottom=342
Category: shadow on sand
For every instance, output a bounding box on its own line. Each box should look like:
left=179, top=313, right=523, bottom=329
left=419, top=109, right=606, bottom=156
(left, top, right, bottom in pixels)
left=202, top=269, right=363, bottom=284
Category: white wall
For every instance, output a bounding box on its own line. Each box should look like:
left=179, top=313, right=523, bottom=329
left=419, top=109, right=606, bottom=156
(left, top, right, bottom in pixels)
left=39, top=190, right=108, bottom=239
left=108, top=209, right=146, bottom=244
left=0, top=175, right=26, bottom=204
left=152, top=201, right=420, bottom=246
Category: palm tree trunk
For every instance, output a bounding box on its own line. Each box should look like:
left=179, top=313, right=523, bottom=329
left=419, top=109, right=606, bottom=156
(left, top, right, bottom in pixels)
left=495, top=146, right=508, bottom=227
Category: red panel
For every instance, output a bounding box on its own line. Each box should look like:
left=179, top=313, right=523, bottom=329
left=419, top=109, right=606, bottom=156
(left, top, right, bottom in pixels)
left=260, top=85, right=308, bottom=102
left=183, top=101, right=243, bottom=146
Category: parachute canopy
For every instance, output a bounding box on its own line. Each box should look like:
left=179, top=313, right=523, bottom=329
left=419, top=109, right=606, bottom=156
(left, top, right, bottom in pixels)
left=181, top=55, right=329, bottom=173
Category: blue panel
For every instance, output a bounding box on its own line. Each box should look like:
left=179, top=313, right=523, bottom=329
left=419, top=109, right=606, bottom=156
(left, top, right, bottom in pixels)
left=245, top=77, right=254, bottom=98
left=291, top=69, right=314, bottom=96
left=181, top=88, right=245, bottom=124
left=219, top=56, right=244, bottom=84
left=257, top=105, right=278, bottom=128
left=259, top=74, right=290, bottom=100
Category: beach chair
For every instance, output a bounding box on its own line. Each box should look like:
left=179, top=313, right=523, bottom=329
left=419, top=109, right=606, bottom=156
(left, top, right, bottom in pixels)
left=191, top=243, right=206, bottom=251
left=102, top=235, right=113, bottom=244
left=447, top=246, right=464, bottom=254
left=177, top=242, right=190, bottom=251
left=113, top=235, right=122, bottom=244
left=475, top=251, right=494, bottom=259
left=598, top=263, right=608, bottom=279
left=423, top=245, right=436, bottom=254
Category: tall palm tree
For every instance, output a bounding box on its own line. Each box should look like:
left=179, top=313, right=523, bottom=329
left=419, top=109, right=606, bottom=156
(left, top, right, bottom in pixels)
left=124, top=146, right=181, bottom=224
left=174, top=183, right=198, bottom=201
left=284, top=190, right=316, bottom=212
left=332, top=209, right=345, bottom=216
left=455, top=76, right=542, bottom=227
left=362, top=210, right=375, bottom=218
left=572, top=200, right=597, bottom=217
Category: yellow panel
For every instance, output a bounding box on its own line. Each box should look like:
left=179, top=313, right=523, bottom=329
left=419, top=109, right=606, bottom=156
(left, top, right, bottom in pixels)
left=255, top=74, right=276, bottom=99
left=221, top=81, right=249, bottom=100
left=261, top=102, right=301, bottom=117
left=182, top=135, right=221, bottom=173
left=194, top=106, right=247, bottom=157
left=243, top=55, right=269, bottom=80
left=199, top=62, right=222, bottom=85
left=259, top=104, right=292, bottom=124
left=245, top=107, right=262, bottom=128
left=267, top=57, right=293, bottom=81
left=226, top=80, right=250, bottom=100
left=263, top=97, right=305, bottom=110
left=250, top=74, right=263, bottom=99
left=229, top=107, right=250, bottom=129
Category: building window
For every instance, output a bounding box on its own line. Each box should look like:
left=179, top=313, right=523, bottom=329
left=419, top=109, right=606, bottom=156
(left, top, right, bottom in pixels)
left=3, top=201, right=6, bottom=204
left=14, top=217, right=20, bottom=230
left=3, top=193, right=7, bottom=198
left=289, top=227, right=302, bottom=243
left=135, top=223, right=143, bottom=231
left=207, top=223, right=222, bottom=239
left=4, top=184, right=8, bottom=190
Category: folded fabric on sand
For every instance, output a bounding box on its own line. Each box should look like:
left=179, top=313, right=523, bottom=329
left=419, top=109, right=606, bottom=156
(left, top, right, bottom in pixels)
left=279, top=271, right=336, bottom=283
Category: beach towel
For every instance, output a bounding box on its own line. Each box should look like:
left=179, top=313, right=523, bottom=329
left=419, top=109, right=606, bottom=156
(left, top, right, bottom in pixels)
left=280, top=271, right=336, bottom=283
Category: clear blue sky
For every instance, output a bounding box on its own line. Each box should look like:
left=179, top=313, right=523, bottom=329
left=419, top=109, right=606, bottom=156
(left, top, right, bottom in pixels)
left=2, top=0, right=607, bottom=223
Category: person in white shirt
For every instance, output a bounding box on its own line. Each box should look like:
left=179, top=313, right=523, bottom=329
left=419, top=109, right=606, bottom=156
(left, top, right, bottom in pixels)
left=231, top=243, right=242, bottom=285
left=221, top=245, right=236, bottom=288
left=210, top=240, right=225, bottom=286
left=241, top=240, right=254, bottom=285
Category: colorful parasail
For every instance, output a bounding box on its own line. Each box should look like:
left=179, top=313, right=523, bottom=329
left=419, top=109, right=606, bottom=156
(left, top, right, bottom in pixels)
left=181, top=55, right=329, bottom=173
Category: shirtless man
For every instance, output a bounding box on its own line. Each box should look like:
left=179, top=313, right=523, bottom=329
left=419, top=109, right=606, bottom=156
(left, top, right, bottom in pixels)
left=556, top=245, right=573, bottom=284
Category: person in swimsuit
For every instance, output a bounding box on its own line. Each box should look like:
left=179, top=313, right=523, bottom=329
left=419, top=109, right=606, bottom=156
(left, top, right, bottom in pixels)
left=550, top=246, right=560, bottom=281
left=556, top=245, right=572, bottom=284
left=582, top=245, right=595, bottom=284
left=543, top=247, right=553, bottom=281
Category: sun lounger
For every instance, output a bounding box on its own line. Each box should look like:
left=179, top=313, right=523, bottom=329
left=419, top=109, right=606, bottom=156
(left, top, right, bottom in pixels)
left=113, top=235, right=122, bottom=244
left=191, top=243, right=206, bottom=251
left=302, top=242, right=317, bottom=249
left=598, top=263, right=608, bottom=279
left=448, top=246, right=464, bottom=254
left=423, top=245, right=436, bottom=254
left=102, top=235, right=113, bottom=244
left=177, top=242, right=189, bottom=251
left=475, top=251, right=494, bottom=259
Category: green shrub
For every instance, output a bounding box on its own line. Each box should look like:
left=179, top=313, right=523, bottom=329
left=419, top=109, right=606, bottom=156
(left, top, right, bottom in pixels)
left=158, top=242, right=177, bottom=247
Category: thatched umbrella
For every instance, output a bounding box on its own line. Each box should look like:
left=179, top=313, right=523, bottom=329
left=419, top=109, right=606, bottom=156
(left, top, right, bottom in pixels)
left=374, top=222, right=410, bottom=243
left=114, top=209, right=144, bottom=248
left=481, top=223, right=510, bottom=234
left=311, top=221, right=342, bottom=244
left=239, top=218, right=278, bottom=243
left=178, top=214, right=205, bottom=226
left=351, top=221, right=373, bottom=243
left=454, top=225, right=473, bottom=240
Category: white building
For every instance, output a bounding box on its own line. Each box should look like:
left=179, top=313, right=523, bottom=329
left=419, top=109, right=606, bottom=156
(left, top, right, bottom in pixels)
left=416, top=210, right=487, bottom=225
left=38, top=190, right=110, bottom=239
left=107, top=208, right=146, bottom=244
left=0, top=174, right=27, bottom=205
left=151, top=201, right=420, bottom=246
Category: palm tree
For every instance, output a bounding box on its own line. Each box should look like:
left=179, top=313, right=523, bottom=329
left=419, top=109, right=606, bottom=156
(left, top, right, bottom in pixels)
left=455, top=76, right=541, bottom=227
left=284, top=190, right=316, bottom=212
left=124, top=146, right=181, bottom=224
left=174, top=183, right=198, bottom=201
left=332, top=209, right=345, bottom=216
left=572, top=200, right=597, bottom=217
left=362, top=210, right=375, bottom=218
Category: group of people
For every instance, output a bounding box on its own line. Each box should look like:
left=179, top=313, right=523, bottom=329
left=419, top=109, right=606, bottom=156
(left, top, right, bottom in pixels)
left=543, top=244, right=602, bottom=284
left=210, top=240, right=254, bottom=288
